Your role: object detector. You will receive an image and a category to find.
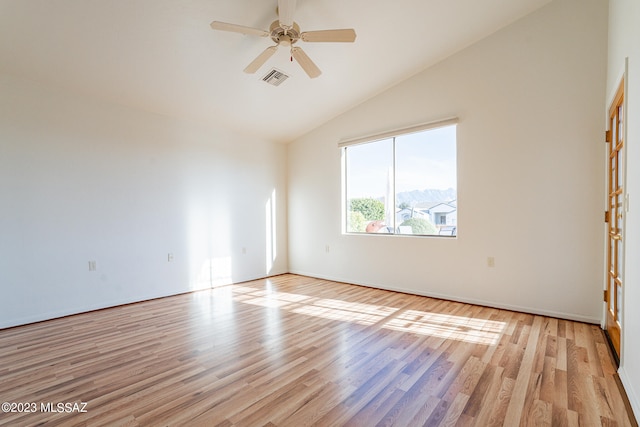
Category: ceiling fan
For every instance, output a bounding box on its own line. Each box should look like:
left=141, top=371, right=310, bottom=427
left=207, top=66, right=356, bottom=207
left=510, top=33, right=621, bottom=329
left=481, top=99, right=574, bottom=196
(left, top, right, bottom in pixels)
left=210, top=0, right=356, bottom=78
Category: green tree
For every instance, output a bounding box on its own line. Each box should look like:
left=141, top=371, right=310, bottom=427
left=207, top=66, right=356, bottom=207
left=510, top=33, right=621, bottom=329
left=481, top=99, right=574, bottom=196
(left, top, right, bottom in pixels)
left=400, top=217, right=437, bottom=235
left=347, top=211, right=367, bottom=232
left=348, top=198, right=385, bottom=221
left=398, top=202, right=411, bottom=210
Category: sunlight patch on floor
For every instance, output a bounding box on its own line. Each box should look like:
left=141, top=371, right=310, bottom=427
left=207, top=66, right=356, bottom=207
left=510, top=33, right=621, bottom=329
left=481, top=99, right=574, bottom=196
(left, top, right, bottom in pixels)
left=228, top=283, right=506, bottom=345
left=383, top=310, right=505, bottom=345
left=291, top=299, right=397, bottom=326
left=232, top=285, right=312, bottom=308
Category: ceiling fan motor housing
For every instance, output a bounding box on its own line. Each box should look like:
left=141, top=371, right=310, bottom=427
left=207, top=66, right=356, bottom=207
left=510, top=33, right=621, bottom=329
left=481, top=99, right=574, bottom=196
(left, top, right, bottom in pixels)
left=270, top=21, right=301, bottom=45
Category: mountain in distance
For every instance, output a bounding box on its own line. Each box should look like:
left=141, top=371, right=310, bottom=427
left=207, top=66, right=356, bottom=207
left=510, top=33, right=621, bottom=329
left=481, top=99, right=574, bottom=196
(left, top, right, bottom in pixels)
left=395, top=188, right=456, bottom=207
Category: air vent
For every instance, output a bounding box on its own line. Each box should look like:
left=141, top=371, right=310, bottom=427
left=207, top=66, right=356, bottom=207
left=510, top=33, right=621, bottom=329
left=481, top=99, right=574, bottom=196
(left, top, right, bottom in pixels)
left=262, top=68, right=289, bottom=86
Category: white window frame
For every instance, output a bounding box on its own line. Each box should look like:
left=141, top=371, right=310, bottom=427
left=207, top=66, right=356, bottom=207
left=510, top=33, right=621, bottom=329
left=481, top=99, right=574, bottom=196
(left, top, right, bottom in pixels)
left=340, top=117, right=458, bottom=237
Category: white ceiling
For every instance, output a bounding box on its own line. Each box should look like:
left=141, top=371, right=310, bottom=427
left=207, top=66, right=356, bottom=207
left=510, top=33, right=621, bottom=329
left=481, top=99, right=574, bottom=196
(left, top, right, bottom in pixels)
left=0, top=0, right=551, bottom=143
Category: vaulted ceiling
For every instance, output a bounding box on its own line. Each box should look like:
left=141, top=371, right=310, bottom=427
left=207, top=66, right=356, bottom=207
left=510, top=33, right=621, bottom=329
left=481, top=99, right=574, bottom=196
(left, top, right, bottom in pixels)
left=0, top=0, right=551, bottom=143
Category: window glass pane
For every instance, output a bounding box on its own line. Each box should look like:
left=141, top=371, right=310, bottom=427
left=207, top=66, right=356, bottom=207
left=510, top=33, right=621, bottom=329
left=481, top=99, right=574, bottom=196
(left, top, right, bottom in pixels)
left=395, top=126, right=457, bottom=236
left=345, top=139, right=393, bottom=233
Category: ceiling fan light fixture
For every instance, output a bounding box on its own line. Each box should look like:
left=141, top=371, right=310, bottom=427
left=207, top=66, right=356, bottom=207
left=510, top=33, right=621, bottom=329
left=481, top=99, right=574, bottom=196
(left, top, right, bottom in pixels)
left=278, top=34, right=293, bottom=47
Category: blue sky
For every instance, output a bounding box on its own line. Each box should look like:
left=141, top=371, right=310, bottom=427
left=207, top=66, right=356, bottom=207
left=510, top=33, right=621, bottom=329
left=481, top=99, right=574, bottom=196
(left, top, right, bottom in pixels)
left=346, top=125, right=457, bottom=199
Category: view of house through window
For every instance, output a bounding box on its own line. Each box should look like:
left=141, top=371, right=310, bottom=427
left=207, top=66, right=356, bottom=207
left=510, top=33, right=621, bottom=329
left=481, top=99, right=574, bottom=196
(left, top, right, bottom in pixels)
left=343, top=123, right=457, bottom=237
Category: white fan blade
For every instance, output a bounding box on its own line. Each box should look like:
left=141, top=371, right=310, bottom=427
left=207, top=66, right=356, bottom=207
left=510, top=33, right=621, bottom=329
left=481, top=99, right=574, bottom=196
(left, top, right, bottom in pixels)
left=244, top=46, right=278, bottom=74
left=291, top=47, right=321, bottom=78
left=278, top=0, right=297, bottom=28
left=301, top=29, right=356, bottom=43
left=210, top=21, right=269, bottom=37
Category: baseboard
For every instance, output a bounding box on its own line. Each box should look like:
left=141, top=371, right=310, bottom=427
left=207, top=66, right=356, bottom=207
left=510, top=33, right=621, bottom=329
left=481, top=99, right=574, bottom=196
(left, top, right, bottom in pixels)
left=619, top=367, right=640, bottom=426
left=288, top=269, right=601, bottom=324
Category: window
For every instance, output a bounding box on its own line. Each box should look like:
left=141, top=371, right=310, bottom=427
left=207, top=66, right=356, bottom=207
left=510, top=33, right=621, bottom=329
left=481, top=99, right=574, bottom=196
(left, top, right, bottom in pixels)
left=341, top=120, right=457, bottom=237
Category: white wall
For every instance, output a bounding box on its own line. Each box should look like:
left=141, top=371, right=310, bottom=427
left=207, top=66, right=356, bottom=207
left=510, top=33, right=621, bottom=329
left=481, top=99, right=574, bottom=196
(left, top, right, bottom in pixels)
left=0, top=73, right=288, bottom=329
left=608, top=0, right=640, bottom=418
left=288, top=0, right=607, bottom=322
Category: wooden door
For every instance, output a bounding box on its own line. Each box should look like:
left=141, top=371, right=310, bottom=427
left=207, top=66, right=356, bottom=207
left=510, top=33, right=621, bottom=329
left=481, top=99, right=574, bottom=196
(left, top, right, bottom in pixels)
left=605, top=78, right=624, bottom=360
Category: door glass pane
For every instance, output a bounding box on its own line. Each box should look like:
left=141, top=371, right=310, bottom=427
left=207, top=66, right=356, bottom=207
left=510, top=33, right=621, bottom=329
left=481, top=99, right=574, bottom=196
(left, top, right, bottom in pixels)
left=618, top=107, right=623, bottom=141
left=615, top=195, right=620, bottom=233
left=613, top=238, right=617, bottom=276
left=616, top=203, right=622, bottom=232
left=616, top=154, right=622, bottom=191
left=345, top=139, right=393, bottom=233
left=616, top=282, right=622, bottom=322
left=612, top=157, right=617, bottom=190
left=609, top=276, right=614, bottom=313
left=609, top=239, right=614, bottom=274
left=617, top=239, right=622, bottom=277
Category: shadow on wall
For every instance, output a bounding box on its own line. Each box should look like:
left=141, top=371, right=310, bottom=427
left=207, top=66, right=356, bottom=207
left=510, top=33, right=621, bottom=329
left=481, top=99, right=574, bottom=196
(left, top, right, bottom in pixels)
left=188, top=188, right=279, bottom=290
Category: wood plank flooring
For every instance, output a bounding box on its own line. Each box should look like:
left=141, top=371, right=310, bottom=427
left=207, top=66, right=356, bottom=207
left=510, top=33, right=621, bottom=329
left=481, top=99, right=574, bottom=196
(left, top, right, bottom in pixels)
left=0, top=274, right=636, bottom=426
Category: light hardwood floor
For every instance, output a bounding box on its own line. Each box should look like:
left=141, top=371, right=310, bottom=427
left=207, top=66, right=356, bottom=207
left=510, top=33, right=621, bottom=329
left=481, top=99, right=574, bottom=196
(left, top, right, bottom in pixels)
left=0, top=274, right=636, bottom=426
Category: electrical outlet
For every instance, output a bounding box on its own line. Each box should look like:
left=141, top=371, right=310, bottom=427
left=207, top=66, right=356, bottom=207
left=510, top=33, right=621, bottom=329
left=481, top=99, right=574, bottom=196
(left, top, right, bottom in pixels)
left=242, top=247, right=247, bottom=255
left=88, top=261, right=97, bottom=271
left=325, top=245, right=330, bottom=253
left=168, top=253, right=174, bottom=262
left=487, top=257, right=495, bottom=268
